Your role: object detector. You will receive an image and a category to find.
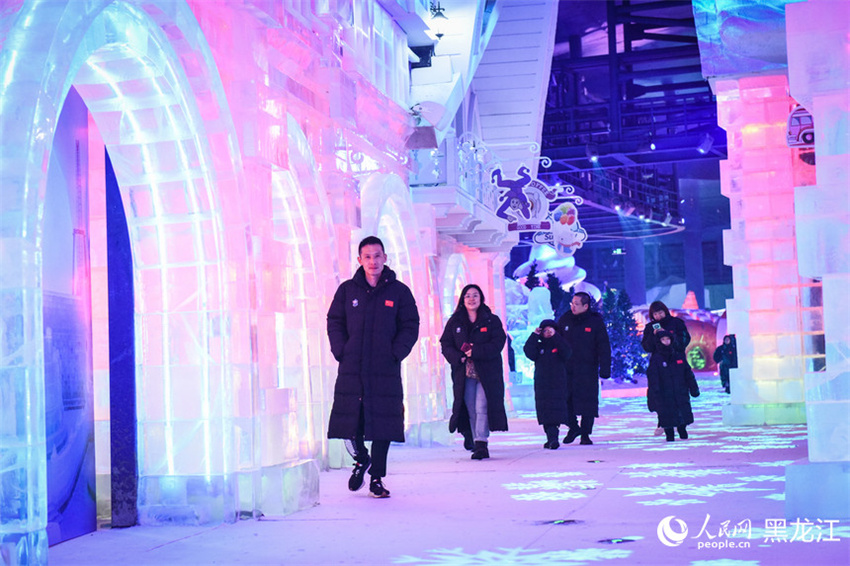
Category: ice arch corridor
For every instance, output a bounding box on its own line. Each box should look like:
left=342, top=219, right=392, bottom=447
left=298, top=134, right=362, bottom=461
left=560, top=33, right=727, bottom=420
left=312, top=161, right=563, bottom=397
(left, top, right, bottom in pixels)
left=0, top=2, right=452, bottom=561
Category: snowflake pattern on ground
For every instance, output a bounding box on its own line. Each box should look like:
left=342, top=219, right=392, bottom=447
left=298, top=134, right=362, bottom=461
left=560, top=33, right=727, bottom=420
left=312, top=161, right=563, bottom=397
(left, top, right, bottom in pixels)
left=610, top=482, right=772, bottom=498
left=636, top=498, right=707, bottom=506
left=393, top=546, right=631, bottom=565
left=511, top=491, right=590, bottom=501
left=689, top=560, right=761, bottom=566
left=503, top=479, right=602, bottom=492
left=624, top=468, right=736, bottom=479
left=751, top=460, right=795, bottom=467
left=521, top=471, right=587, bottom=478
left=623, top=463, right=692, bottom=469
left=734, top=475, right=784, bottom=483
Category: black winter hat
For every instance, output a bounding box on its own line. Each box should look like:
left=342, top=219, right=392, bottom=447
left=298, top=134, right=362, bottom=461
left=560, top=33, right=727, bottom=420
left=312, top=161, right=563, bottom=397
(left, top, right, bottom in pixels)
left=656, top=329, right=674, bottom=342
left=540, top=319, right=558, bottom=331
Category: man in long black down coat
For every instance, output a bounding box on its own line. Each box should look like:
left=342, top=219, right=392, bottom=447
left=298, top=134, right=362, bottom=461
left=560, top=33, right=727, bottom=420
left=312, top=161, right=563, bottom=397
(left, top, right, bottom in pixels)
left=327, top=236, right=420, bottom=499
left=556, top=291, right=611, bottom=445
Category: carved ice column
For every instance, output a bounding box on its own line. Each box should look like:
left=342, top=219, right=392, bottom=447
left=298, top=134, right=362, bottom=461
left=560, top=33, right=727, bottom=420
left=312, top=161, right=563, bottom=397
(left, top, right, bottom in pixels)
left=715, top=75, right=813, bottom=426
left=784, top=0, right=850, bottom=520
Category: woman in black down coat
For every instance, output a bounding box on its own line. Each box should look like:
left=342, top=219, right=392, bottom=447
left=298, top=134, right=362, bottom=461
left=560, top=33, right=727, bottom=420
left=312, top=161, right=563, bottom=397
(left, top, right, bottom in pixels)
left=440, top=284, right=508, bottom=460
left=646, top=330, right=700, bottom=442
left=641, top=300, right=691, bottom=435
left=523, top=319, right=571, bottom=450
left=641, top=300, right=691, bottom=354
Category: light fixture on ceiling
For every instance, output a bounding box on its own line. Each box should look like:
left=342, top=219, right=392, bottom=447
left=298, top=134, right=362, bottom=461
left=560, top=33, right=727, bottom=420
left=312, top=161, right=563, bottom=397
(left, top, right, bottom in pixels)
left=639, top=134, right=656, bottom=153
left=585, top=142, right=599, bottom=163
left=697, top=132, right=714, bottom=154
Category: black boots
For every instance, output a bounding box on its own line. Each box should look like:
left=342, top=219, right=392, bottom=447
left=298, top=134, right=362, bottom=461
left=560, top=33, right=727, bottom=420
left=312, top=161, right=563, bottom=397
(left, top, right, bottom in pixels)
left=543, top=425, right=560, bottom=449
left=471, top=441, right=489, bottom=460
left=563, top=427, right=580, bottom=445
left=663, top=426, right=689, bottom=441
left=462, top=430, right=474, bottom=451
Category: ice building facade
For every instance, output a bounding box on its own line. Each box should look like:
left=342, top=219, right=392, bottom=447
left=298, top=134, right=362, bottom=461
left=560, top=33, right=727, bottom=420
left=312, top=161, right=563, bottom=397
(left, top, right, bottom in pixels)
left=693, top=0, right=849, bottom=520
left=0, top=1, right=562, bottom=563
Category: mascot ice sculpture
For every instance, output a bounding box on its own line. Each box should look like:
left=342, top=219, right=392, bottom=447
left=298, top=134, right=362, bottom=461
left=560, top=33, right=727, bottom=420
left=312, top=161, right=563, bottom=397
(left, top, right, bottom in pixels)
left=551, top=202, right=587, bottom=256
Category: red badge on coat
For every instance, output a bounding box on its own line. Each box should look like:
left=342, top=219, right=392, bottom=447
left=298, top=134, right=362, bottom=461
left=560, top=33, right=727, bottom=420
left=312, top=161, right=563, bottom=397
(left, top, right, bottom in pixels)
left=677, top=359, right=683, bottom=364
left=585, top=327, right=592, bottom=332
left=481, top=327, right=488, bottom=332
left=552, top=348, right=558, bottom=353
left=385, top=300, right=394, bottom=307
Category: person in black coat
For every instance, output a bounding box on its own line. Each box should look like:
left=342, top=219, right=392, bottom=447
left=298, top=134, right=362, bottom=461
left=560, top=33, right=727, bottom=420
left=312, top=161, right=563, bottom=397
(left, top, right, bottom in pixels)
left=556, top=291, right=611, bottom=445
left=327, top=236, right=420, bottom=498
left=523, top=319, right=571, bottom=449
left=440, top=284, right=508, bottom=460
left=641, top=300, right=691, bottom=355
left=713, top=334, right=737, bottom=394
left=641, top=300, right=691, bottom=435
left=646, top=330, right=700, bottom=442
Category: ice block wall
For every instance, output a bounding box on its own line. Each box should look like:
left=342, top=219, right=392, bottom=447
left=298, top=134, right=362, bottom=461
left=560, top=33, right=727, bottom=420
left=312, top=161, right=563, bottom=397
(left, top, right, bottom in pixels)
left=786, top=0, right=850, bottom=464
left=784, top=0, right=850, bottom=521
left=715, top=75, right=815, bottom=425
left=2, top=1, right=498, bottom=558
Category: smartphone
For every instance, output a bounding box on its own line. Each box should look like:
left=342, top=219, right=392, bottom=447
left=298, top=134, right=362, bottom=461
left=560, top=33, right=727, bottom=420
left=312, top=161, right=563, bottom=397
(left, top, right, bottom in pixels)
left=461, top=342, right=471, bottom=351
left=652, top=323, right=661, bottom=331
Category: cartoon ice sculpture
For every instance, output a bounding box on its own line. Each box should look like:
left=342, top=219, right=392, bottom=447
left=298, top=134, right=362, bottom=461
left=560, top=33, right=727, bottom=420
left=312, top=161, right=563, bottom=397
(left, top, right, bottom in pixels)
left=551, top=202, right=587, bottom=256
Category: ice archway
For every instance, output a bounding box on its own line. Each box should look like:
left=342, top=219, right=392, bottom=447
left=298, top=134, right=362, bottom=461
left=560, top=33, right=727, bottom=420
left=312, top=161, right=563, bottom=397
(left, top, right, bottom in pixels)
left=0, top=0, right=250, bottom=558
left=268, top=114, right=339, bottom=469
left=358, top=173, right=448, bottom=442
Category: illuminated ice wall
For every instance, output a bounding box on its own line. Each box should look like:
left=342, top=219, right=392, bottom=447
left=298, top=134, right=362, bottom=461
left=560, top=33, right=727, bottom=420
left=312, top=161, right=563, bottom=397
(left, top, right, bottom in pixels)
left=715, top=75, right=816, bottom=425
left=784, top=0, right=850, bottom=520
left=695, top=0, right=823, bottom=426
left=1, top=1, right=510, bottom=563
left=696, top=0, right=849, bottom=519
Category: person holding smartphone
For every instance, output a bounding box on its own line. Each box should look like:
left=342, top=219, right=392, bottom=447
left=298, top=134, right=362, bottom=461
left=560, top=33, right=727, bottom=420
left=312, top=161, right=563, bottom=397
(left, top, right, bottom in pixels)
left=440, top=284, right=508, bottom=460
left=641, top=300, right=691, bottom=436
left=641, top=301, right=691, bottom=355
